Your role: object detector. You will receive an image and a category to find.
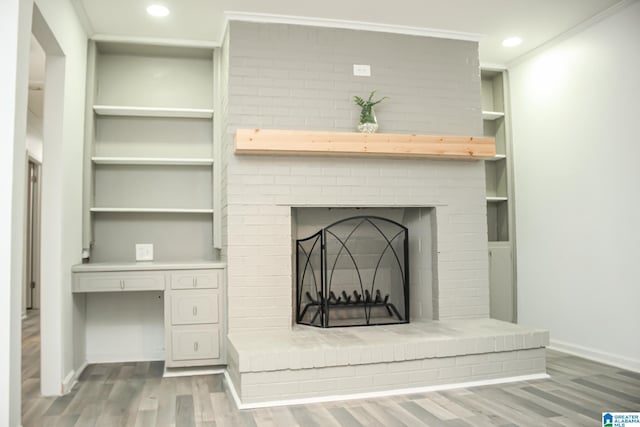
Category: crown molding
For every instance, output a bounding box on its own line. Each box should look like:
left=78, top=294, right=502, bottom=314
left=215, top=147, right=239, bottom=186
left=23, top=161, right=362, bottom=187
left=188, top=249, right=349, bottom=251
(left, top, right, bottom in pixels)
left=508, top=0, right=640, bottom=68
left=90, top=34, right=219, bottom=49
left=70, top=0, right=95, bottom=36
left=222, top=11, right=482, bottom=43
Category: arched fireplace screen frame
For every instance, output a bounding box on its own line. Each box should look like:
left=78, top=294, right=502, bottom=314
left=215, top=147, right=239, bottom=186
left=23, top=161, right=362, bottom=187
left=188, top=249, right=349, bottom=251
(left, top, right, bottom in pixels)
left=296, top=215, right=410, bottom=328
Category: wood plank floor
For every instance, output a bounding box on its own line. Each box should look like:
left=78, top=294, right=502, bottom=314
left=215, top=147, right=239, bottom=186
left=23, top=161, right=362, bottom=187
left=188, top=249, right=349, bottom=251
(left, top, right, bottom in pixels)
left=22, top=310, right=640, bottom=426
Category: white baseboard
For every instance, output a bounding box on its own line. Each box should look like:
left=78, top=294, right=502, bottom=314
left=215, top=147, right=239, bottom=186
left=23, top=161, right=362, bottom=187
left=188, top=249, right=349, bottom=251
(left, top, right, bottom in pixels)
left=61, top=361, right=88, bottom=394
left=163, top=367, right=225, bottom=378
left=549, top=339, right=640, bottom=373
left=223, top=371, right=550, bottom=410
left=85, top=351, right=165, bottom=364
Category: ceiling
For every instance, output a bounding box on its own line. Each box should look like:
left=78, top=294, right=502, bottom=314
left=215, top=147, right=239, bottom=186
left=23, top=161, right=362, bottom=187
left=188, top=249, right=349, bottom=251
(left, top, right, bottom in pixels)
left=75, top=0, right=624, bottom=65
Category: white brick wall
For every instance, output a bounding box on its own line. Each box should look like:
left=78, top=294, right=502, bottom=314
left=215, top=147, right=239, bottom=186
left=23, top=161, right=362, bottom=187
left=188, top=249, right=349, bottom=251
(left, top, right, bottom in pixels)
left=221, top=22, right=487, bottom=333
left=234, top=348, right=546, bottom=403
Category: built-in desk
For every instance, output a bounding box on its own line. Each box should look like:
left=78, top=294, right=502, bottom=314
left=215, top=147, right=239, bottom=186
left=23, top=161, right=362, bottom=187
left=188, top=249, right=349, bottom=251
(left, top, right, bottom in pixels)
left=72, top=261, right=226, bottom=368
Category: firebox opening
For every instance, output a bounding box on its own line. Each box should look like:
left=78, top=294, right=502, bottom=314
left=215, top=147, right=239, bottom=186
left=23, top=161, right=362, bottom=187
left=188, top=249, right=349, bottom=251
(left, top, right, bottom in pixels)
left=292, top=207, right=437, bottom=328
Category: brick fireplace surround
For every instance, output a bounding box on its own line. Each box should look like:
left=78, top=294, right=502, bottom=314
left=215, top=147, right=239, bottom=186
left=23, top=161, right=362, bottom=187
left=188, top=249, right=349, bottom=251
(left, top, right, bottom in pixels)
left=219, top=21, right=548, bottom=407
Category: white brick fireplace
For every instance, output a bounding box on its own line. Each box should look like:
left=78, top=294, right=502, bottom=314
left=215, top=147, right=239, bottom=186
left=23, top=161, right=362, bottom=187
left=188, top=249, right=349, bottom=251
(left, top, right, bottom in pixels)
left=221, top=152, right=549, bottom=407
left=225, top=156, right=490, bottom=332
left=219, top=20, right=548, bottom=406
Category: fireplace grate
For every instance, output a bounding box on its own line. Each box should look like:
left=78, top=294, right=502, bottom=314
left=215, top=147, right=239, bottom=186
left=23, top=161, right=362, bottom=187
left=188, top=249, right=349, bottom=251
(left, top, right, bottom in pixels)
left=296, top=216, right=409, bottom=328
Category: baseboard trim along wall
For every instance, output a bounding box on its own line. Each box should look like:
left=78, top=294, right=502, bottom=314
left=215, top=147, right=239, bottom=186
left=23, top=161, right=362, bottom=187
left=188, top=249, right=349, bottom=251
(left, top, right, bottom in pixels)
left=222, top=371, right=550, bottom=410
left=85, top=352, right=165, bottom=364
left=549, top=339, right=640, bottom=373
left=62, top=361, right=88, bottom=395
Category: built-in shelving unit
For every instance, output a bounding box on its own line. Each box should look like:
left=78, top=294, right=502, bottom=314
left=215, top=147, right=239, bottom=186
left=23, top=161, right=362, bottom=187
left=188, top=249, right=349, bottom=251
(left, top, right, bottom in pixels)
left=482, top=69, right=510, bottom=242
left=482, top=68, right=516, bottom=323
left=77, top=39, right=225, bottom=368
left=83, top=40, right=217, bottom=263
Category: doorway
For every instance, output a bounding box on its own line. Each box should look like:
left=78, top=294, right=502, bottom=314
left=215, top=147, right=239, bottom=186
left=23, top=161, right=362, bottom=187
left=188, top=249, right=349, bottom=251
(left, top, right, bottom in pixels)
left=24, top=158, right=41, bottom=312
left=22, top=30, right=46, bottom=419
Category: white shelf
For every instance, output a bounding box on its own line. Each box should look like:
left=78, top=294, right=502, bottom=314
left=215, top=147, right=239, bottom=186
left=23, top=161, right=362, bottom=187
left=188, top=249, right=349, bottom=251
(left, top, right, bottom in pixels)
left=486, top=196, right=508, bottom=202
left=486, top=154, right=507, bottom=161
left=482, top=111, right=505, bottom=120
left=93, top=105, right=214, bottom=119
left=90, top=207, right=214, bottom=214
left=92, top=157, right=214, bottom=166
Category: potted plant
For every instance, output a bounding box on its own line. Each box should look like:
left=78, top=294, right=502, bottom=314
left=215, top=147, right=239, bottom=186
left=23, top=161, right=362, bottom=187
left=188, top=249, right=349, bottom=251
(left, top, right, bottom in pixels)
left=354, top=91, right=388, bottom=133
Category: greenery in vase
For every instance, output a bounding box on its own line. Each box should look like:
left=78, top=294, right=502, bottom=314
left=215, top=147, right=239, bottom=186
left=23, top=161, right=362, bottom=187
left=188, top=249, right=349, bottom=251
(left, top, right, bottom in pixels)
left=353, top=91, right=388, bottom=124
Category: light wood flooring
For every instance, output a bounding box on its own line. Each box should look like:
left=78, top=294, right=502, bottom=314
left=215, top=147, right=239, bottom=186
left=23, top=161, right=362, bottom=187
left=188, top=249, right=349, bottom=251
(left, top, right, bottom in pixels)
left=22, top=309, right=640, bottom=426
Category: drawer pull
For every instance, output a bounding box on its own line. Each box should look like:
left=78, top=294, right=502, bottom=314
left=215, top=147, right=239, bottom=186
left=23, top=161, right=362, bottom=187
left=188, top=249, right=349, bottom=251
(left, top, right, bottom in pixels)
left=194, top=341, right=199, bottom=352
left=192, top=306, right=198, bottom=316
left=192, top=278, right=196, bottom=288
left=120, top=280, right=125, bottom=290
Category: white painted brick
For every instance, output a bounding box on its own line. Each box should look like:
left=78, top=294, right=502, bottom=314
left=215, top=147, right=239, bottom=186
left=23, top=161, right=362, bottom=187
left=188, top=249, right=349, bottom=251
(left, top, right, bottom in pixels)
left=373, top=371, right=411, bottom=387
left=223, top=21, right=490, bottom=331
left=502, top=358, right=535, bottom=373
left=387, top=359, right=422, bottom=373
left=488, top=351, right=517, bottom=362
left=456, top=353, right=489, bottom=366
left=517, top=348, right=546, bottom=360
left=439, top=365, right=473, bottom=380
left=423, top=357, right=456, bottom=369
left=354, top=363, right=388, bottom=376
left=337, top=375, right=373, bottom=391
left=471, top=362, right=504, bottom=376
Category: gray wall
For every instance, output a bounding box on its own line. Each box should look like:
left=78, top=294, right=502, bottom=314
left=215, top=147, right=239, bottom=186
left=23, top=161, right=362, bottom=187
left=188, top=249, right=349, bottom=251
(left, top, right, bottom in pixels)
left=226, top=21, right=481, bottom=135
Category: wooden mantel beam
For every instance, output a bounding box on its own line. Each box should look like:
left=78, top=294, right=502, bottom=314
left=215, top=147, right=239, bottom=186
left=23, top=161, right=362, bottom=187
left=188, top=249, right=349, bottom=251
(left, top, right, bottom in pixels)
left=234, top=129, right=495, bottom=160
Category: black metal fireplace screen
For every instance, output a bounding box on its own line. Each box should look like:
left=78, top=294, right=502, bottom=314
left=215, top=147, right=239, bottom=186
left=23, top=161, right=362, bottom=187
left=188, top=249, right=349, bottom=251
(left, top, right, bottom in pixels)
left=296, top=216, right=409, bottom=328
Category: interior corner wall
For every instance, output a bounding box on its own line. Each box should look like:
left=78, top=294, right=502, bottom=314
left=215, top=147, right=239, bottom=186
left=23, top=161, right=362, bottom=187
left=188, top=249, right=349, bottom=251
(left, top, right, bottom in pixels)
left=508, top=1, right=640, bottom=371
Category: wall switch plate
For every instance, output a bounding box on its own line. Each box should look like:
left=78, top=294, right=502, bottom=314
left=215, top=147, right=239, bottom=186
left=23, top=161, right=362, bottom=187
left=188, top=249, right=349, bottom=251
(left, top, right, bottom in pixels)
left=353, top=64, right=371, bottom=77
left=135, top=243, right=154, bottom=261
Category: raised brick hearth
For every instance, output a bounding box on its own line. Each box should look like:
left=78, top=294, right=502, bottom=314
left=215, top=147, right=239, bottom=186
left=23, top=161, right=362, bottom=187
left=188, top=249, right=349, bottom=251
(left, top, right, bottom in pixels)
left=227, top=319, right=548, bottom=406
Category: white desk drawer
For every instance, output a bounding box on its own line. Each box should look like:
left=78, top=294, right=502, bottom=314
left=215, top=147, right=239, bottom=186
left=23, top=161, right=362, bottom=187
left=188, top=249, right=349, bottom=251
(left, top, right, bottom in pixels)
left=170, top=291, right=219, bottom=325
left=171, top=325, right=220, bottom=361
left=73, top=272, right=165, bottom=292
left=170, top=270, right=221, bottom=290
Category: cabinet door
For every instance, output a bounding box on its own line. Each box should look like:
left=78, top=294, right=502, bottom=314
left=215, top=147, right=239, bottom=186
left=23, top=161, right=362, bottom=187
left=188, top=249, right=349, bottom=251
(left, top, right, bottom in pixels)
left=171, top=291, right=219, bottom=324
left=171, top=325, right=220, bottom=361
left=170, top=270, right=221, bottom=290
left=489, top=245, right=514, bottom=322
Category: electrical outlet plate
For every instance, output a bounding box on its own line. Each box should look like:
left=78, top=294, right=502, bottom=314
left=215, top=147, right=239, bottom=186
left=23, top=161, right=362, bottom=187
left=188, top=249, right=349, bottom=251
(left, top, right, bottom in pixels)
left=135, top=243, right=154, bottom=261
left=353, top=64, right=371, bottom=77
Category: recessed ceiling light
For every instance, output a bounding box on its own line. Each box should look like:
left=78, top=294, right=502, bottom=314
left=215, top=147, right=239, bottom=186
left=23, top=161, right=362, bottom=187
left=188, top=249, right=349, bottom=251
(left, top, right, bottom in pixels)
left=146, top=4, right=170, bottom=17
left=502, top=37, right=522, bottom=48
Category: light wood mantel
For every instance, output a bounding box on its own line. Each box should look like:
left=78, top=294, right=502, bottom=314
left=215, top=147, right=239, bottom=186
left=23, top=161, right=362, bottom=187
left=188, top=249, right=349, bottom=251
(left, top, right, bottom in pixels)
left=235, top=129, right=495, bottom=160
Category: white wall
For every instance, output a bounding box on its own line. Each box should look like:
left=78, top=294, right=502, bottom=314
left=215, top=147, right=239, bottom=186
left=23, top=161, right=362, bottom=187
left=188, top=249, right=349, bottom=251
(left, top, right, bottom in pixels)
left=509, top=1, right=640, bottom=371
left=31, top=0, right=88, bottom=394
left=26, top=105, right=44, bottom=162
left=0, top=0, right=86, bottom=420
left=0, top=0, right=33, bottom=423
